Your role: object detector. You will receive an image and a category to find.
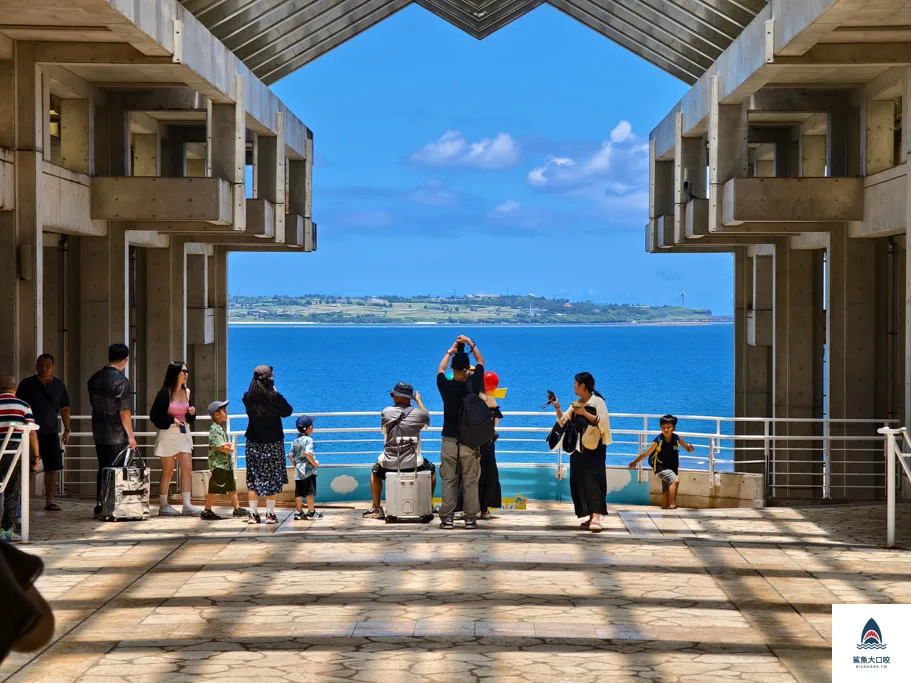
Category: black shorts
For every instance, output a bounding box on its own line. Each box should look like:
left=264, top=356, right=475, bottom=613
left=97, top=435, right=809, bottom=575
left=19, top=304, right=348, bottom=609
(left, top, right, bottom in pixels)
left=295, top=476, right=316, bottom=498
left=37, top=434, right=63, bottom=472
left=208, top=468, right=237, bottom=495
left=372, top=459, right=436, bottom=481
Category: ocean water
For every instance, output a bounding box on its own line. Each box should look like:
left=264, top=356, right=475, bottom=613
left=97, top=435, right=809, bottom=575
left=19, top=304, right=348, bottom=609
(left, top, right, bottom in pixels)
left=226, top=324, right=734, bottom=466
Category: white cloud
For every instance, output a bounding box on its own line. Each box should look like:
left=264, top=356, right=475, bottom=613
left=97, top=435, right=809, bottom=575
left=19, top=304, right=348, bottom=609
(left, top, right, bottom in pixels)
left=410, top=131, right=519, bottom=169
left=330, top=475, right=359, bottom=495
left=338, top=210, right=394, bottom=228
left=610, top=120, right=633, bottom=143
left=525, top=121, right=649, bottom=222
left=491, top=199, right=521, bottom=214
left=407, top=179, right=459, bottom=206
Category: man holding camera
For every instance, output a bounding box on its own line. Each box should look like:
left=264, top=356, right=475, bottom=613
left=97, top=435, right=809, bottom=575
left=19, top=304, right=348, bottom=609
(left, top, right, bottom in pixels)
left=436, top=335, right=485, bottom=529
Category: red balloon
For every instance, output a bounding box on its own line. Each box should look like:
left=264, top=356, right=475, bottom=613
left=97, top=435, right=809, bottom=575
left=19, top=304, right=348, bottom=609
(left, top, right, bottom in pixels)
left=484, top=371, right=499, bottom=392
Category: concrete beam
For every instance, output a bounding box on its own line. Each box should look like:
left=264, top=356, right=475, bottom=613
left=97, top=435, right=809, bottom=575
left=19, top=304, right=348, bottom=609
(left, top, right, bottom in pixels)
left=32, top=42, right=172, bottom=66
left=41, top=163, right=105, bottom=236
left=853, top=164, right=907, bottom=238
left=747, top=88, right=847, bottom=113
left=92, top=177, right=233, bottom=223
left=710, top=221, right=841, bottom=235
left=863, top=99, right=895, bottom=176
left=255, top=111, right=285, bottom=243
left=60, top=96, right=93, bottom=175
left=208, top=74, right=245, bottom=229
left=121, top=88, right=207, bottom=112
left=126, top=230, right=170, bottom=249
left=789, top=232, right=828, bottom=250
left=772, top=43, right=911, bottom=67
left=684, top=199, right=709, bottom=238
left=655, top=215, right=674, bottom=249
left=722, top=177, right=864, bottom=225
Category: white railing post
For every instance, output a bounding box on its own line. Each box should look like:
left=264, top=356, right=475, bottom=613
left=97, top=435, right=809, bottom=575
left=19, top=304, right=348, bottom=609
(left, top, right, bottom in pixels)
left=763, top=420, right=772, bottom=498
left=708, top=436, right=715, bottom=484
left=877, top=426, right=905, bottom=547
left=20, top=431, right=30, bottom=543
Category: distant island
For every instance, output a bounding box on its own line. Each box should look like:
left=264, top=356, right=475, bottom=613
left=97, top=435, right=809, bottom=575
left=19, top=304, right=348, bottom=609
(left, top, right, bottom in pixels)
left=229, top=295, right=730, bottom=325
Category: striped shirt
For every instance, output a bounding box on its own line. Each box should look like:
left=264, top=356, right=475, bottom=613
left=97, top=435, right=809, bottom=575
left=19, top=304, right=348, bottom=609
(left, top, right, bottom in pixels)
left=0, top=392, right=36, bottom=449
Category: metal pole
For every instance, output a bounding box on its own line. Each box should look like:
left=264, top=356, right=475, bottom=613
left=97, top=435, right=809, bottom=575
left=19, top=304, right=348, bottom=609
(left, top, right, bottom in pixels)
left=823, top=418, right=831, bottom=500
left=708, top=437, right=715, bottom=485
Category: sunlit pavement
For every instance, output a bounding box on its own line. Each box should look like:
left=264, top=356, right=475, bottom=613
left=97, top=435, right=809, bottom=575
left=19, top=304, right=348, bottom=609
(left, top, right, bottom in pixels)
left=2, top=500, right=911, bottom=683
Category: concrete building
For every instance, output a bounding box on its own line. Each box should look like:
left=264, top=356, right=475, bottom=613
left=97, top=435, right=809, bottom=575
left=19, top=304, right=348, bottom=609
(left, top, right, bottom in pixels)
left=0, top=0, right=315, bottom=422
left=645, top=0, right=911, bottom=500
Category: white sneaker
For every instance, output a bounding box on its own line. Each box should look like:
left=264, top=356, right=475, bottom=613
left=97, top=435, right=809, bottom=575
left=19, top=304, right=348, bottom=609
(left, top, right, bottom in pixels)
left=158, top=504, right=181, bottom=516
left=181, top=505, right=202, bottom=517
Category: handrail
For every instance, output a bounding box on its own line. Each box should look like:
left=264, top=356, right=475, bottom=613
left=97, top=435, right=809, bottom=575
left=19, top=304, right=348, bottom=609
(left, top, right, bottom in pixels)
left=0, top=423, right=40, bottom=542
left=877, top=426, right=911, bottom=547
left=53, top=413, right=898, bottom=504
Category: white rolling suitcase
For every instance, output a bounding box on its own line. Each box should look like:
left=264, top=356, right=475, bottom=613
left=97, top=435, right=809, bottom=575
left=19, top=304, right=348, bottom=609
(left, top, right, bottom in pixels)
left=100, top=447, right=151, bottom=522
left=384, top=437, right=434, bottom=524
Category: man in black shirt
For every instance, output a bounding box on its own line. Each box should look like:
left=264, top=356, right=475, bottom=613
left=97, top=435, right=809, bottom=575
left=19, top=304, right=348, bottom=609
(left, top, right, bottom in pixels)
left=86, top=344, right=137, bottom=518
left=16, top=354, right=71, bottom=512
left=436, top=334, right=485, bottom=529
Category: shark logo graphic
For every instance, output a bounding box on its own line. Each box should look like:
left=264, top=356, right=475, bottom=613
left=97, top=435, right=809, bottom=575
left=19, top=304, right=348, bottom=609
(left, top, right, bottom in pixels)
left=857, top=618, right=887, bottom=650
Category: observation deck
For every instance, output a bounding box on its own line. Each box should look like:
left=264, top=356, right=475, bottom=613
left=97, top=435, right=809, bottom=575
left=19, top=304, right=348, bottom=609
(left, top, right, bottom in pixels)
left=2, top=497, right=910, bottom=683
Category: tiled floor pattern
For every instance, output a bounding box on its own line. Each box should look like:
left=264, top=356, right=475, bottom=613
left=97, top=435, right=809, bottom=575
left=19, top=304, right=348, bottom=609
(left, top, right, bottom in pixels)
left=2, top=500, right=911, bottom=682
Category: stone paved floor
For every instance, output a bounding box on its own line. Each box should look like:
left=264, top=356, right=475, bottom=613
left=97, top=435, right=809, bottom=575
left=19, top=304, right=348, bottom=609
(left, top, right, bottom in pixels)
left=2, top=499, right=911, bottom=683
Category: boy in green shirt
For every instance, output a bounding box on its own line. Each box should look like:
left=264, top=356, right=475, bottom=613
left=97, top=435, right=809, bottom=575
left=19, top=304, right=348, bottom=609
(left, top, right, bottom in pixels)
left=201, top=401, right=247, bottom=520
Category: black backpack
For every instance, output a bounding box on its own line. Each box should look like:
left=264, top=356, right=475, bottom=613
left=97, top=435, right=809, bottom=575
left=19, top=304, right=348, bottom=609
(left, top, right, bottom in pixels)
left=458, top=389, right=497, bottom=449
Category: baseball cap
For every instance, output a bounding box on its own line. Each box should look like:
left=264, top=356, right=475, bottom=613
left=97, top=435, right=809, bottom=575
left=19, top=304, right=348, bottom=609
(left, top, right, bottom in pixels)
left=253, top=364, right=274, bottom=380
left=296, top=415, right=313, bottom=432
left=207, top=400, right=229, bottom=418
left=390, top=382, right=414, bottom=399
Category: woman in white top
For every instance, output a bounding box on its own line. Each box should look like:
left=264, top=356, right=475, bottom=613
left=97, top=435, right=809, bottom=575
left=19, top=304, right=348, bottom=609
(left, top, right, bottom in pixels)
left=551, top=372, right=612, bottom=532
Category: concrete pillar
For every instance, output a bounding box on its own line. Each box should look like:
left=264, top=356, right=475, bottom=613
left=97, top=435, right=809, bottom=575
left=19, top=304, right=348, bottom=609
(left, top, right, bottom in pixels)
left=828, top=106, right=861, bottom=178
left=709, top=75, right=748, bottom=232
left=145, top=245, right=176, bottom=395
left=827, top=230, right=877, bottom=499
left=874, top=239, right=903, bottom=424
left=0, top=43, right=45, bottom=378
left=132, top=133, right=160, bottom=177
left=43, top=241, right=61, bottom=364
left=209, top=75, right=245, bottom=229
left=256, top=112, right=285, bottom=242
left=674, top=112, right=705, bottom=242
left=60, top=96, right=92, bottom=175
left=773, top=240, right=823, bottom=499
left=904, top=68, right=911, bottom=433
left=800, top=135, right=827, bottom=177
left=165, top=126, right=186, bottom=177
left=734, top=248, right=772, bottom=475
left=863, top=100, right=895, bottom=176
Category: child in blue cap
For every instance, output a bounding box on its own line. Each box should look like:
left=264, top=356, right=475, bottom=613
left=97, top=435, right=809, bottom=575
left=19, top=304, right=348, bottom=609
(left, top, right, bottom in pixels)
left=288, top=415, right=320, bottom=520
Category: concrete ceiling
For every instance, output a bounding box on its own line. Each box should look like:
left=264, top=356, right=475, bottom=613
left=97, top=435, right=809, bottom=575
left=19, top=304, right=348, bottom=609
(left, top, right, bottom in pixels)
left=180, top=0, right=769, bottom=85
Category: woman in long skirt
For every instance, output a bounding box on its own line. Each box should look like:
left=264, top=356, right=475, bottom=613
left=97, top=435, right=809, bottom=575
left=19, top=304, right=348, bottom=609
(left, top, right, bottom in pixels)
left=243, top=365, right=293, bottom=525
left=551, top=372, right=612, bottom=532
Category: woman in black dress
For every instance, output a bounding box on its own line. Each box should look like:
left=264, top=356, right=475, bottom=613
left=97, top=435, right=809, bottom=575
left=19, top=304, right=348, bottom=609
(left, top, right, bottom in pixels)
left=551, top=372, right=612, bottom=532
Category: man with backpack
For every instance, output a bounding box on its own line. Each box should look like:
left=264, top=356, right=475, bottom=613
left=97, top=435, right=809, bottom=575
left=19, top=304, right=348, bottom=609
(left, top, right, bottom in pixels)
left=436, top=335, right=494, bottom=529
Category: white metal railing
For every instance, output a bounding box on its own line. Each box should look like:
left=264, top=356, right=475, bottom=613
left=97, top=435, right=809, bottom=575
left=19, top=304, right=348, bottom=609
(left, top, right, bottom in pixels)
left=55, top=412, right=898, bottom=502
left=877, top=426, right=911, bottom=547
left=1, top=423, right=40, bottom=542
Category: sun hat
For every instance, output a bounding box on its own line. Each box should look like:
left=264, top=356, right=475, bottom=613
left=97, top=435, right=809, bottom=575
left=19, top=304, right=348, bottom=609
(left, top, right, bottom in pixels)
left=390, top=382, right=414, bottom=399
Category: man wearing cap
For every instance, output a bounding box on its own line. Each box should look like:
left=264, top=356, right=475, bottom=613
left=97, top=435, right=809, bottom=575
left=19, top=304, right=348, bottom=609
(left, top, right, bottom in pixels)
left=200, top=400, right=247, bottom=520
left=363, top=383, right=434, bottom=520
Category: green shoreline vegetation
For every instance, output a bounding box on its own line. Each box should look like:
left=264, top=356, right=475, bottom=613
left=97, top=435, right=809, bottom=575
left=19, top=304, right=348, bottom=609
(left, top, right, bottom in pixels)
left=229, top=295, right=730, bottom=325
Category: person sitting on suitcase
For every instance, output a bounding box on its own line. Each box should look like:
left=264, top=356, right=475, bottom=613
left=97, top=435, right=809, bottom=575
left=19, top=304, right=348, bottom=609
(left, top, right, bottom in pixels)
left=363, top=383, right=435, bottom=520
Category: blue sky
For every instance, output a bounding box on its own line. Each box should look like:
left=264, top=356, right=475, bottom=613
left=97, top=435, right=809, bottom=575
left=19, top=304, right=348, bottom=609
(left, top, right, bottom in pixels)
left=230, top=4, right=733, bottom=314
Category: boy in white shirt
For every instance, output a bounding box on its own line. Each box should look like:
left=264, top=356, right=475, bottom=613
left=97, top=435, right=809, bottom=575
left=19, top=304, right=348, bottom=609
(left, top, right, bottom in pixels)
left=288, top=415, right=320, bottom=520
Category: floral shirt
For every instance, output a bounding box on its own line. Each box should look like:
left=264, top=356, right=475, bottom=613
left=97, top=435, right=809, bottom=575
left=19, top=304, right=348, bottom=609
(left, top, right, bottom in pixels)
left=208, top=422, right=232, bottom=471
left=289, top=434, right=316, bottom=480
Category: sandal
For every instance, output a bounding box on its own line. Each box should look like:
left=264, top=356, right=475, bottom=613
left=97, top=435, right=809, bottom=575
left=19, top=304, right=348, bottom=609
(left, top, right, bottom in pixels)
left=44, top=503, right=61, bottom=511
left=580, top=519, right=591, bottom=529
left=362, top=507, right=385, bottom=519
left=669, top=505, right=678, bottom=510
